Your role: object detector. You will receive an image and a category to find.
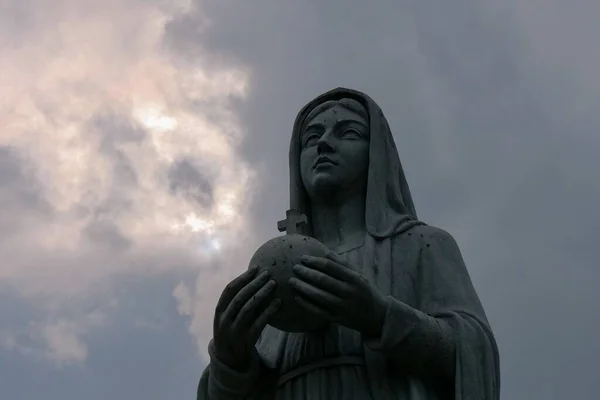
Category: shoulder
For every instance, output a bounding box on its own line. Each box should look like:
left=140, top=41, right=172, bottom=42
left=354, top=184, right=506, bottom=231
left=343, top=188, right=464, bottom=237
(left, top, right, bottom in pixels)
left=388, top=223, right=463, bottom=258
left=401, top=224, right=464, bottom=260
left=402, top=224, right=457, bottom=244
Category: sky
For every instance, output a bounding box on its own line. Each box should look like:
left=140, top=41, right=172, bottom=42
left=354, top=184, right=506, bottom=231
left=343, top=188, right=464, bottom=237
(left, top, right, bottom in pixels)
left=1, top=0, right=599, bottom=399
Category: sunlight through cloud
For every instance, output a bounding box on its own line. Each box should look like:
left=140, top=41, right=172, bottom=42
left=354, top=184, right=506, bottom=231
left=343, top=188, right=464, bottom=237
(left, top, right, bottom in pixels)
left=0, top=0, right=256, bottom=364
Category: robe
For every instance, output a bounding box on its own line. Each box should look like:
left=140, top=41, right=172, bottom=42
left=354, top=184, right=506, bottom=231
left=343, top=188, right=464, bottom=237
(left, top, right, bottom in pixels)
left=197, top=87, right=500, bottom=399
left=198, top=224, right=499, bottom=399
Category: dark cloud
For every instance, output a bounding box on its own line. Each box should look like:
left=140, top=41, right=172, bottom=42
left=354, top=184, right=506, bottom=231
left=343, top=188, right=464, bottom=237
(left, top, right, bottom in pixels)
left=167, top=158, right=214, bottom=209
left=0, top=276, right=201, bottom=400
left=88, top=111, right=147, bottom=187
left=82, top=219, right=132, bottom=252
left=163, top=1, right=600, bottom=398
left=66, top=112, right=147, bottom=226
left=0, top=147, right=45, bottom=207
left=2, top=1, right=599, bottom=399
left=0, top=146, right=51, bottom=234
left=89, top=112, right=146, bottom=145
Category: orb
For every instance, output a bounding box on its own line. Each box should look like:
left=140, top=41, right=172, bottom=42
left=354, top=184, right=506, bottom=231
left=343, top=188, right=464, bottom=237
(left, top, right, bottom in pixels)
left=249, top=234, right=329, bottom=332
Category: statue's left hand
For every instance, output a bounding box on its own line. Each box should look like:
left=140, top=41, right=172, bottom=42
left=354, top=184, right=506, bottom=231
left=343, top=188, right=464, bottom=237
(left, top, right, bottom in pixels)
left=290, top=253, right=387, bottom=338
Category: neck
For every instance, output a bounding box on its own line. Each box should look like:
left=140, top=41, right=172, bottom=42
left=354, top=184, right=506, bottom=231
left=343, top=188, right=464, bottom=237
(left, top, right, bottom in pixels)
left=310, top=191, right=366, bottom=249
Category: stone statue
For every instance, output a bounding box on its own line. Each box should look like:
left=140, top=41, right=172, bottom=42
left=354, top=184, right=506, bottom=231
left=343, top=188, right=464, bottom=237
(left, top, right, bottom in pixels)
left=197, top=88, right=500, bottom=399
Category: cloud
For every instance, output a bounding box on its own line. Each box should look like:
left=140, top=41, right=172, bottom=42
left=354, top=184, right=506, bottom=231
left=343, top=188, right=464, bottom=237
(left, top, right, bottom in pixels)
left=3, top=0, right=600, bottom=398
left=0, top=298, right=116, bottom=366
left=0, top=0, right=257, bottom=365
left=41, top=320, right=90, bottom=365
left=167, top=157, right=216, bottom=209
left=163, top=1, right=600, bottom=397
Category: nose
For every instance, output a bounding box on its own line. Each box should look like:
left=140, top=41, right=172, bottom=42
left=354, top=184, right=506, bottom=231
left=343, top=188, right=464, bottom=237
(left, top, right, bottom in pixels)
left=316, top=130, right=334, bottom=155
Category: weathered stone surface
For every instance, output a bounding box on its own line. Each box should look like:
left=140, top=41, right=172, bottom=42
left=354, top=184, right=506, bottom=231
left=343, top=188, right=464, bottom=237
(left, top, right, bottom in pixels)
left=249, top=234, right=328, bottom=332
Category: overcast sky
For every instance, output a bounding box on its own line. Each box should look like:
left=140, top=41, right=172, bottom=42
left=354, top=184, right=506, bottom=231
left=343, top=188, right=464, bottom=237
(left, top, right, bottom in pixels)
left=1, top=0, right=599, bottom=399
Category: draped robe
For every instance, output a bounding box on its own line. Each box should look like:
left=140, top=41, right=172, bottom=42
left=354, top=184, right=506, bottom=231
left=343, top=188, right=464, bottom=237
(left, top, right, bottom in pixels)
left=197, top=88, right=500, bottom=399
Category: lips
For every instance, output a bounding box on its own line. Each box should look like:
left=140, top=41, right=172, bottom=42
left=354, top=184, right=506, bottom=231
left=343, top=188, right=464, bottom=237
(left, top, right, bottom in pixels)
left=314, top=156, right=337, bottom=168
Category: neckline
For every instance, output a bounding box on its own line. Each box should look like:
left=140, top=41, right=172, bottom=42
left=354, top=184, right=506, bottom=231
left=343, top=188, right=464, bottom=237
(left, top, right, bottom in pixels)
left=331, top=234, right=366, bottom=254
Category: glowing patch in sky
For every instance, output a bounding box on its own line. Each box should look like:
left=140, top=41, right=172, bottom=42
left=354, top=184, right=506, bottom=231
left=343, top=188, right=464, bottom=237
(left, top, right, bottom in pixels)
left=194, top=237, right=222, bottom=256
left=209, top=238, right=221, bottom=251
left=171, top=213, right=215, bottom=234
left=134, top=107, right=178, bottom=131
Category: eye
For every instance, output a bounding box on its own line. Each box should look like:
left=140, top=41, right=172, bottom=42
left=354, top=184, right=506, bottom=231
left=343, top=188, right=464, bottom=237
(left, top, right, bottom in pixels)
left=342, top=128, right=363, bottom=139
left=302, top=132, right=321, bottom=147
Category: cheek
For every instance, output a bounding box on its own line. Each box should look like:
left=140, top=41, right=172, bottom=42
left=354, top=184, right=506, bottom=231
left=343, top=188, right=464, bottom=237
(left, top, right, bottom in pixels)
left=342, top=144, right=369, bottom=177
left=357, top=150, right=369, bottom=173
left=299, top=150, right=314, bottom=177
left=358, top=143, right=370, bottom=170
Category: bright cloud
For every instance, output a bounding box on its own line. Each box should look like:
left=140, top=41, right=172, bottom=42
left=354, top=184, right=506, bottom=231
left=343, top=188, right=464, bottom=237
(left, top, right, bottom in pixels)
left=0, top=0, right=259, bottom=364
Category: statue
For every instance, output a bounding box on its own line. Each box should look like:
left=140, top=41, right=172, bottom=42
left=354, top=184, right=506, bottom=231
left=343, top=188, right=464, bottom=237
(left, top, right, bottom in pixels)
left=197, top=88, right=500, bottom=399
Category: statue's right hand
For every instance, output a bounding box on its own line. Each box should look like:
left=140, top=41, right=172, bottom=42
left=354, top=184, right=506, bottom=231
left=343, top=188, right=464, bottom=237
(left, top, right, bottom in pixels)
left=212, top=268, right=280, bottom=370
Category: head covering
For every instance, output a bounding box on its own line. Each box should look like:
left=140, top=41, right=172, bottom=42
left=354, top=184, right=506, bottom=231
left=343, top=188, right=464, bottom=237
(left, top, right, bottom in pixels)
left=289, top=87, right=421, bottom=239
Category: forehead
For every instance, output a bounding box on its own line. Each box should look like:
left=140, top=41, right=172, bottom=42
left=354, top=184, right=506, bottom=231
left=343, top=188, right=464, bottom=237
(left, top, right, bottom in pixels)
left=305, top=104, right=368, bottom=127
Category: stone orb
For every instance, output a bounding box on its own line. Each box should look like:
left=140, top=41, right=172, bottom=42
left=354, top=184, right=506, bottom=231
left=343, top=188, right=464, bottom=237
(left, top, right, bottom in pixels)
left=249, top=234, right=329, bottom=332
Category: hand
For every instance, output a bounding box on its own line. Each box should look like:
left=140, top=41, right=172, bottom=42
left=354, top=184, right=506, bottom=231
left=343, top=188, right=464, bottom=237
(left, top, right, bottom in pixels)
left=212, top=267, right=281, bottom=370
left=289, top=253, right=387, bottom=338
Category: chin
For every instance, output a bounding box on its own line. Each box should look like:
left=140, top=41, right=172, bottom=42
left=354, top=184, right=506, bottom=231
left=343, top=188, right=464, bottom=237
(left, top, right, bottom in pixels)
left=307, top=177, right=343, bottom=201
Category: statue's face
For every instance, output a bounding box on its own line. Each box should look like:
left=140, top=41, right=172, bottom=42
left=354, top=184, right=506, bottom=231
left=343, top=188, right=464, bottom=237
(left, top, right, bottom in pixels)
left=299, top=103, right=370, bottom=203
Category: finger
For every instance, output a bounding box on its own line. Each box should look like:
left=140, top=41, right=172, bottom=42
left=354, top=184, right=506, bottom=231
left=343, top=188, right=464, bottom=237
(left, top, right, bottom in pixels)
left=247, top=298, right=281, bottom=344
left=219, top=271, right=270, bottom=328
left=289, top=277, right=342, bottom=311
left=215, top=267, right=259, bottom=314
left=294, top=295, right=331, bottom=319
left=325, top=251, right=345, bottom=263
left=301, top=255, right=359, bottom=283
left=231, top=279, right=277, bottom=334
left=292, top=264, right=351, bottom=297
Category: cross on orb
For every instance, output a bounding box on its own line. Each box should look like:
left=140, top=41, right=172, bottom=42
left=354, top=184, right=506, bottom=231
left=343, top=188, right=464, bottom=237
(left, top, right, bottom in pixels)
left=277, top=209, right=307, bottom=235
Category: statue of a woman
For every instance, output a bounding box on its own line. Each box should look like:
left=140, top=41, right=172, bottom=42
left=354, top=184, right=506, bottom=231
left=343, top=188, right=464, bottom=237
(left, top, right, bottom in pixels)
left=197, top=88, right=500, bottom=399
